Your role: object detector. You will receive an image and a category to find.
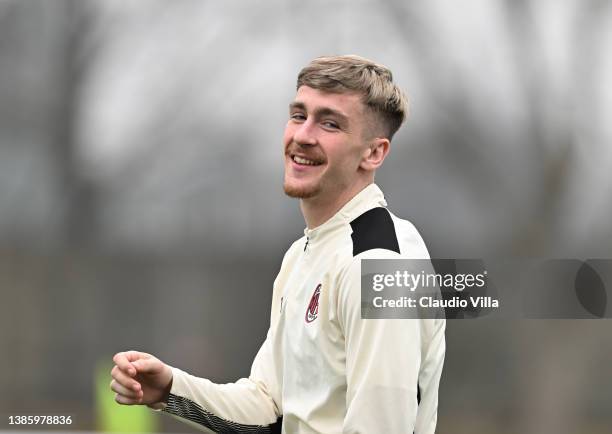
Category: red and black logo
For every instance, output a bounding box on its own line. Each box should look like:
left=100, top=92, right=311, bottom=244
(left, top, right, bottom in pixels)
left=305, top=284, right=321, bottom=323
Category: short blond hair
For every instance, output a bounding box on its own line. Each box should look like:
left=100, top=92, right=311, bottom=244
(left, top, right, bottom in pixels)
left=297, top=55, right=408, bottom=140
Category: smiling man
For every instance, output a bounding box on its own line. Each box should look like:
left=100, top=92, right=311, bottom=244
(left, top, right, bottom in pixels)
left=111, top=55, right=445, bottom=434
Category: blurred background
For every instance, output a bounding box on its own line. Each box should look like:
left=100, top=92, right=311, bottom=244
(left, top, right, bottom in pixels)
left=0, top=0, right=611, bottom=433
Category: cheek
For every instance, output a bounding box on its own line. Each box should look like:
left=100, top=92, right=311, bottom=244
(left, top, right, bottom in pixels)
left=283, top=124, right=294, bottom=147
left=331, top=144, right=363, bottom=168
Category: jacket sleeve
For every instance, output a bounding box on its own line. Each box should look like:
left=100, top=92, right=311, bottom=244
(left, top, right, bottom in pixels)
left=155, top=244, right=298, bottom=434
left=337, top=252, right=422, bottom=434
left=159, top=328, right=282, bottom=434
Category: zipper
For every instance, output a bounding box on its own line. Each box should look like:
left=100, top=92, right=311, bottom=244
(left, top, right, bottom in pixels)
left=304, top=236, right=309, bottom=252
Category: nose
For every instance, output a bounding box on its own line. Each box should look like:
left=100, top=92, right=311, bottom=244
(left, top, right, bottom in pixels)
left=292, top=120, right=317, bottom=147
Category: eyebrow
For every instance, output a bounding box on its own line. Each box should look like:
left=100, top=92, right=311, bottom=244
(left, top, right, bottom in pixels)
left=289, top=101, right=349, bottom=125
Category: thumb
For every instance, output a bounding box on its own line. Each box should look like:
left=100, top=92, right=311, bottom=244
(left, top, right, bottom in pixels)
left=132, top=357, right=162, bottom=374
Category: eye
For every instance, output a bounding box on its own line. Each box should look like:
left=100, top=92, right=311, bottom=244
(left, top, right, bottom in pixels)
left=290, top=112, right=306, bottom=122
left=322, top=120, right=339, bottom=130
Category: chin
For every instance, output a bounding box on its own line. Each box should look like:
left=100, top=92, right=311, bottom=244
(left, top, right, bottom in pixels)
left=283, top=179, right=321, bottom=199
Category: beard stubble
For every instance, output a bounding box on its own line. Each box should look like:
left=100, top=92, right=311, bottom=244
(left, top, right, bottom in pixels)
left=283, top=177, right=322, bottom=199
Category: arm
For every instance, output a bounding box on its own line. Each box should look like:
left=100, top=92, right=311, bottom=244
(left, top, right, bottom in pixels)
left=161, top=329, right=282, bottom=433
left=337, top=253, right=422, bottom=434
left=111, top=331, right=282, bottom=434
left=111, top=247, right=297, bottom=433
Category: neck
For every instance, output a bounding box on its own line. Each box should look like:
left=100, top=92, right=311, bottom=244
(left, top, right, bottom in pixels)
left=300, top=179, right=373, bottom=229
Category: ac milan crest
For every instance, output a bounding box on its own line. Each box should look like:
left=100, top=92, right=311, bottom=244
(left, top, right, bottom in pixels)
left=305, top=284, right=321, bottom=323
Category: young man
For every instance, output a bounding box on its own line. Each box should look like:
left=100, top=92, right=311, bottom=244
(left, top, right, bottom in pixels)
left=111, top=55, right=445, bottom=434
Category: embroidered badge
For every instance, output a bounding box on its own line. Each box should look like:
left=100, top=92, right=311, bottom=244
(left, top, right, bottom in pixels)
left=305, top=284, right=321, bottom=323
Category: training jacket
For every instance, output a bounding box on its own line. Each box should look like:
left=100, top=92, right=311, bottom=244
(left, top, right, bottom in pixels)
left=155, top=183, right=446, bottom=434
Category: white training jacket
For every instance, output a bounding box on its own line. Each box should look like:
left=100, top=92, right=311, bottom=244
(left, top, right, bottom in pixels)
left=156, top=183, right=446, bottom=434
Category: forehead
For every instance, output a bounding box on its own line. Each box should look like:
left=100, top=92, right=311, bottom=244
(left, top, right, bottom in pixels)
left=292, top=86, right=365, bottom=118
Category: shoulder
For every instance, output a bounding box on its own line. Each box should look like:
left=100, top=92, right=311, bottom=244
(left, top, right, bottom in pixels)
left=387, top=210, right=430, bottom=259
left=281, top=235, right=307, bottom=262
left=336, top=208, right=430, bottom=287
left=273, top=235, right=306, bottom=287
left=348, top=207, right=430, bottom=259
left=349, top=206, right=401, bottom=256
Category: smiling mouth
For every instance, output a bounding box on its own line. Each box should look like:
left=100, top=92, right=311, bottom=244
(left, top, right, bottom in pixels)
left=291, top=155, right=324, bottom=166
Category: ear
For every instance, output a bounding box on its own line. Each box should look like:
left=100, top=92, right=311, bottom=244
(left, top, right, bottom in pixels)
left=359, top=137, right=390, bottom=171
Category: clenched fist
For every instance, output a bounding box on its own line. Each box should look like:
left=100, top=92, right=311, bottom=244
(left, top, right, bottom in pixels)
left=110, top=351, right=173, bottom=407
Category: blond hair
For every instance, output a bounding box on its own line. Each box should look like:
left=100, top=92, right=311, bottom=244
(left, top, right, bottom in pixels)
left=297, top=55, right=408, bottom=140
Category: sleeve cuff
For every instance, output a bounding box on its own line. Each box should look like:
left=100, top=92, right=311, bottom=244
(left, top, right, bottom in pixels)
left=147, top=401, right=167, bottom=411
left=146, top=366, right=185, bottom=411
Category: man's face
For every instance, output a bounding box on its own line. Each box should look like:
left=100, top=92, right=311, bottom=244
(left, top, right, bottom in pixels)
left=283, top=86, right=371, bottom=200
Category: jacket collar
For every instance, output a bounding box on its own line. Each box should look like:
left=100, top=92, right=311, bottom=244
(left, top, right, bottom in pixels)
left=303, top=183, right=387, bottom=241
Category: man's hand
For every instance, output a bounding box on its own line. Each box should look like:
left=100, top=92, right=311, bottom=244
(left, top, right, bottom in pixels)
left=110, top=351, right=173, bottom=406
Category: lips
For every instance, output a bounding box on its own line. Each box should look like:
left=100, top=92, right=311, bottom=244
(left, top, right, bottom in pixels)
left=287, top=146, right=326, bottom=167
left=291, top=155, right=323, bottom=166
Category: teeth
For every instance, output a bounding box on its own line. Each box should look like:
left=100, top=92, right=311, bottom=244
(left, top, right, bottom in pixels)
left=293, top=156, right=319, bottom=166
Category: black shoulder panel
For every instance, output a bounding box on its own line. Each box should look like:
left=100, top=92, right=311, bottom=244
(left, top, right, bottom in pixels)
left=350, top=207, right=400, bottom=256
